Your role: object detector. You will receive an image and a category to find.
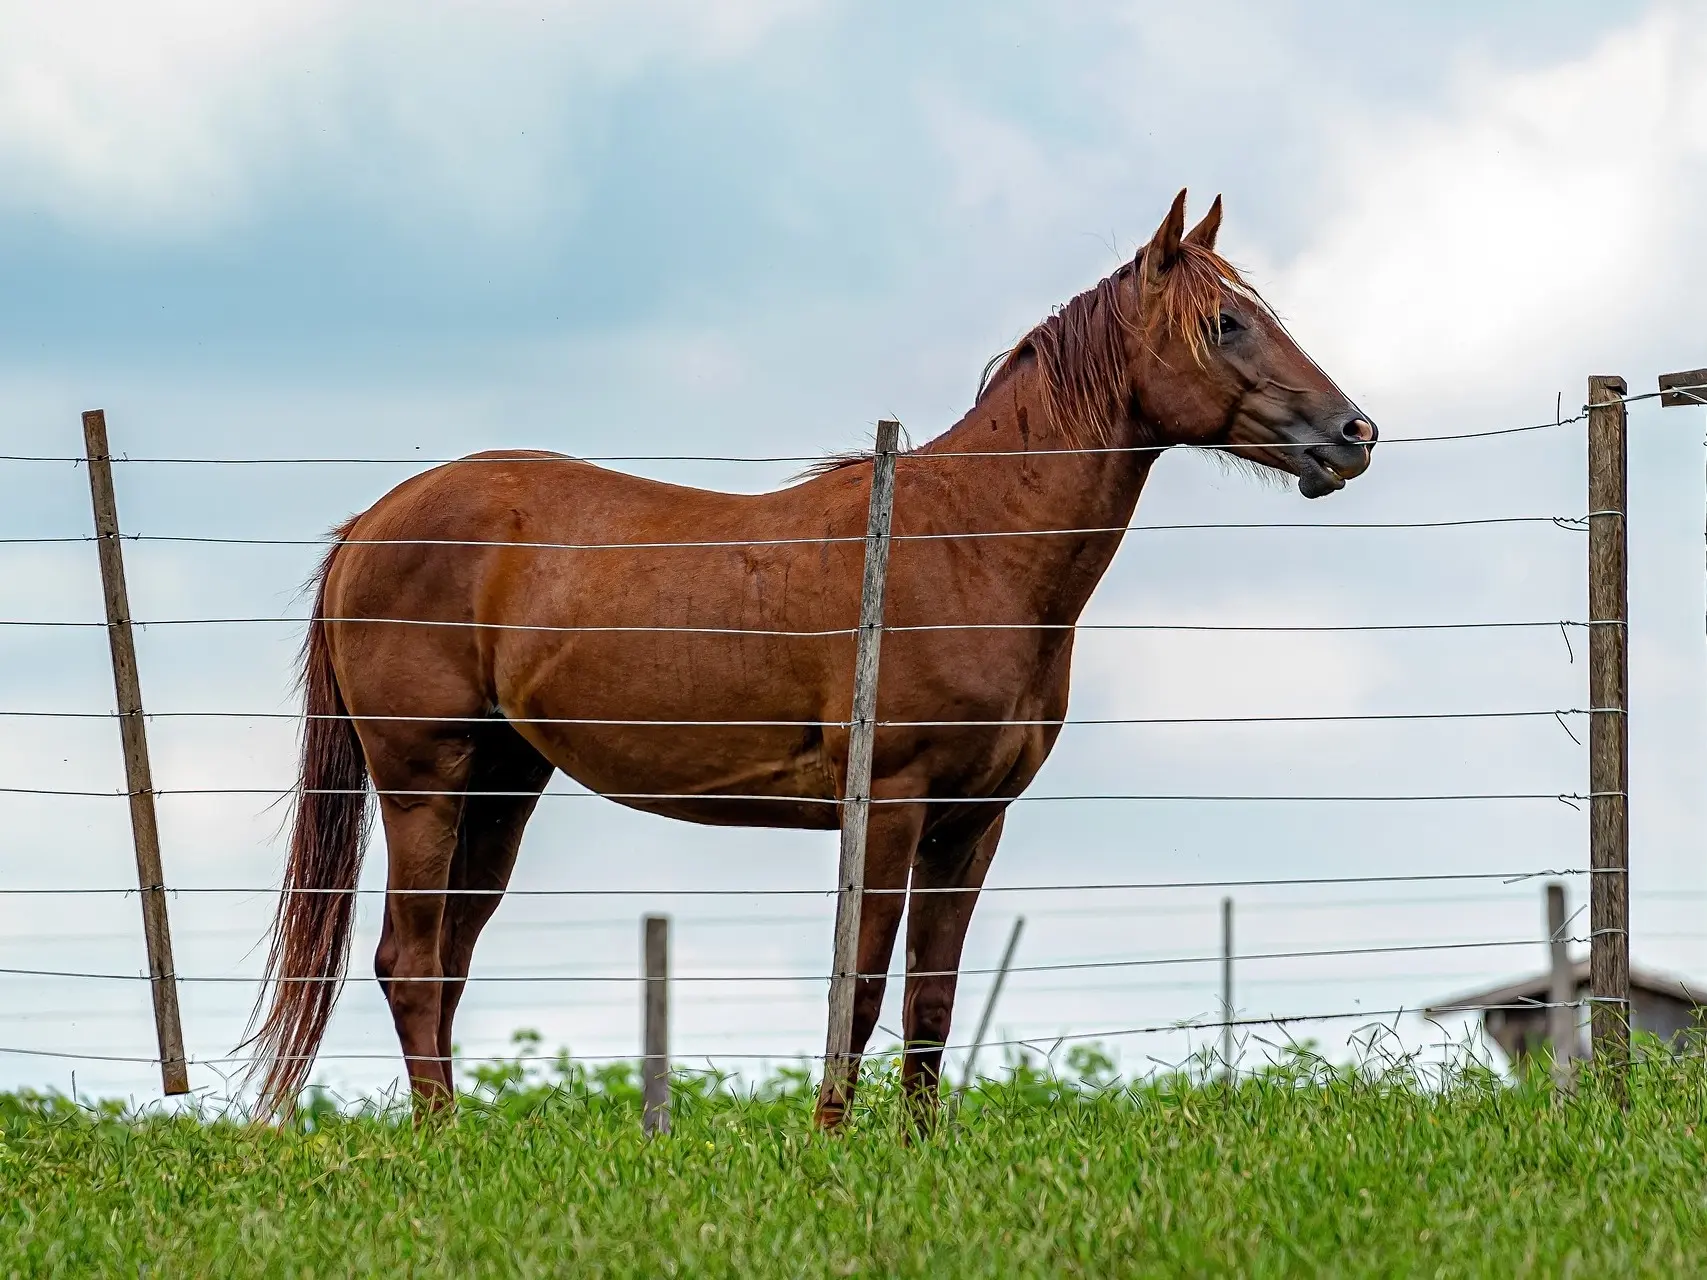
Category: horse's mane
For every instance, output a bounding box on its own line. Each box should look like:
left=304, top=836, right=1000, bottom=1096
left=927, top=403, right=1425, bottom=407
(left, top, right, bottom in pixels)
left=798, top=240, right=1251, bottom=478
left=978, top=241, right=1252, bottom=448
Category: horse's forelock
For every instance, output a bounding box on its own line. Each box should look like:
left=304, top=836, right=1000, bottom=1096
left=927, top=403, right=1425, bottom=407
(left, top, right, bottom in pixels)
left=1154, top=243, right=1248, bottom=365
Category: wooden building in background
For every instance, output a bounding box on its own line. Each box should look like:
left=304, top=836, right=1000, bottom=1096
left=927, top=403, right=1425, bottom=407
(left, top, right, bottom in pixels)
left=1428, top=960, right=1705, bottom=1065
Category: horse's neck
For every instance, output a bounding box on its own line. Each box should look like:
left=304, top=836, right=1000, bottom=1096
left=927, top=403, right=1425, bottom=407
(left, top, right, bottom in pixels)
left=919, top=359, right=1154, bottom=623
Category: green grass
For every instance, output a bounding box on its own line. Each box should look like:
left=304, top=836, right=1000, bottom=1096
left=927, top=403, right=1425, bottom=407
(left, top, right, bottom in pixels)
left=4, top=1037, right=1707, bottom=1277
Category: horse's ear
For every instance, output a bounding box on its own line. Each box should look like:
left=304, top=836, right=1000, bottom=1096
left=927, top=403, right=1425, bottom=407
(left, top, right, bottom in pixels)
left=1142, top=188, right=1189, bottom=285
left=1184, top=194, right=1222, bottom=252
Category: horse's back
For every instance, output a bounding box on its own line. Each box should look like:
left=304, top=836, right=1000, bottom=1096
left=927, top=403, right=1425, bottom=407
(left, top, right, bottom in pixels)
left=346, top=448, right=868, bottom=546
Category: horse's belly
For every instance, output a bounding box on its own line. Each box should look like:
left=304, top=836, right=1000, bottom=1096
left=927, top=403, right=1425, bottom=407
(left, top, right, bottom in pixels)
left=519, top=722, right=841, bottom=830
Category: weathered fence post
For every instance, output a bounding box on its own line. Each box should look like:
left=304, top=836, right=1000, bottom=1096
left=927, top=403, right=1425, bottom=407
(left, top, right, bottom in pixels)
left=81, top=409, right=189, bottom=1097
left=961, top=915, right=1025, bottom=1090
left=1221, top=895, right=1235, bottom=1078
left=819, top=419, right=901, bottom=1119
left=1545, top=881, right=1576, bottom=1087
left=1586, top=376, right=1630, bottom=1102
left=1657, top=368, right=1707, bottom=408
left=642, top=913, right=670, bottom=1136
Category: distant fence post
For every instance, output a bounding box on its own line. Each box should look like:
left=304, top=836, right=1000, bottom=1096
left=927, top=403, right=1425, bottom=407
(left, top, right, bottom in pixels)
left=1545, top=882, right=1576, bottom=1088
left=81, top=409, right=189, bottom=1097
left=1586, top=375, right=1630, bottom=1102
left=961, top=915, right=1025, bottom=1090
left=642, top=913, right=670, bottom=1136
left=819, top=418, right=901, bottom=1119
left=1221, top=896, right=1234, bottom=1078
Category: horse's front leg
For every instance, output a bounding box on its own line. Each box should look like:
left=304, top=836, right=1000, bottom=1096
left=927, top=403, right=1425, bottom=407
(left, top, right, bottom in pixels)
left=813, top=800, right=926, bottom=1131
left=899, top=810, right=1005, bottom=1132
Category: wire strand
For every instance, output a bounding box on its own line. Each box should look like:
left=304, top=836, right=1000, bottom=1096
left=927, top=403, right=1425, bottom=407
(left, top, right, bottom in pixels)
left=0, top=707, right=1599, bottom=728
left=0, top=514, right=1587, bottom=550
left=0, top=413, right=1587, bottom=466
left=0, top=935, right=1590, bottom=985
left=0, top=999, right=1590, bottom=1069
left=0, top=869, right=1588, bottom=897
left=0, top=784, right=1588, bottom=804
left=0, top=615, right=1591, bottom=635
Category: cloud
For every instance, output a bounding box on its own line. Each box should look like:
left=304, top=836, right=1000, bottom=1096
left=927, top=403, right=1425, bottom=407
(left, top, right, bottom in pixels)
left=1266, top=3, right=1707, bottom=406
left=0, top=0, right=339, bottom=233
left=896, top=3, right=1704, bottom=426
left=0, top=0, right=822, bottom=236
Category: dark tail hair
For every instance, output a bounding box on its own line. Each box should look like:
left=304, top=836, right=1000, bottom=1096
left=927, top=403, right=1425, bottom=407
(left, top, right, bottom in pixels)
left=245, top=526, right=371, bottom=1118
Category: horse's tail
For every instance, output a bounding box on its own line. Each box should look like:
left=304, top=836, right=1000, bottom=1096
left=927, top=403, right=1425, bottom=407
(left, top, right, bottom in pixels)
left=246, top=524, right=371, bottom=1118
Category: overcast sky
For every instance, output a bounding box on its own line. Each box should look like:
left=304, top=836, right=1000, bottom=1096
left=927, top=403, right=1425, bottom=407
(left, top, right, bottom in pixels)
left=1, top=0, right=1704, bottom=1106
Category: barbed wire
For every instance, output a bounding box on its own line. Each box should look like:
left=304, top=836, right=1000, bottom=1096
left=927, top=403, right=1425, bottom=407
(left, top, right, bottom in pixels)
left=0, top=999, right=1590, bottom=1071
left=0, top=513, right=1589, bottom=550
left=0, top=968, right=1590, bottom=1026
left=0, top=709, right=1602, bottom=733
left=0, top=615, right=1596, bottom=635
left=0, top=935, right=1592, bottom=986
left=0, top=886, right=1645, bottom=947
left=0, top=783, right=1591, bottom=805
left=0, top=707, right=1602, bottom=727
left=0, top=413, right=1590, bottom=466
left=0, top=870, right=1590, bottom=897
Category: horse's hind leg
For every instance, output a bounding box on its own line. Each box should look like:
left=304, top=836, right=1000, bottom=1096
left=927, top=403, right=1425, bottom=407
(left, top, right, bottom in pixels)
left=900, top=811, right=1004, bottom=1130
left=370, top=739, right=474, bottom=1112
left=435, top=721, right=554, bottom=1069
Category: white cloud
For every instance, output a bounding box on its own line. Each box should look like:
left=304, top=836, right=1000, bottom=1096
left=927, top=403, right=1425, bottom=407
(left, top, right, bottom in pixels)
left=0, top=0, right=340, bottom=233
left=0, top=0, right=821, bottom=235
left=1267, top=3, right=1707, bottom=405
left=904, top=3, right=1705, bottom=423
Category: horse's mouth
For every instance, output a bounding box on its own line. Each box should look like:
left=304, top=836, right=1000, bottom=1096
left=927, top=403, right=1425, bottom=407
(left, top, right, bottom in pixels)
left=1296, top=445, right=1368, bottom=499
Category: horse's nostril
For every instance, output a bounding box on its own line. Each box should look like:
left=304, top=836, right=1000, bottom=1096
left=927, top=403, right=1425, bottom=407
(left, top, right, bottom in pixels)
left=1341, top=418, right=1377, bottom=445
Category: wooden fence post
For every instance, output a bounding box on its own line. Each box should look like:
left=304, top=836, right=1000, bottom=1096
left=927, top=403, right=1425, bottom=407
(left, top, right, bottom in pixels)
left=960, top=915, right=1025, bottom=1090
left=1546, top=881, right=1576, bottom=1088
left=1657, top=368, right=1707, bottom=408
left=642, top=913, right=670, bottom=1136
left=819, top=419, right=901, bottom=1119
left=1221, top=896, right=1235, bottom=1078
left=81, top=409, right=189, bottom=1096
left=1586, top=376, right=1630, bottom=1102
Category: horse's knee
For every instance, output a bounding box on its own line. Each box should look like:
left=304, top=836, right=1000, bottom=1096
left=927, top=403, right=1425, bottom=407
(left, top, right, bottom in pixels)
left=374, top=936, right=397, bottom=980
left=373, top=936, right=398, bottom=1000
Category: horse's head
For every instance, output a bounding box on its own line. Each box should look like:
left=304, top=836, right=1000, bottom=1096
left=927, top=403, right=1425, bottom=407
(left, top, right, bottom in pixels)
left=1124, top=190, right=1376, bottom=498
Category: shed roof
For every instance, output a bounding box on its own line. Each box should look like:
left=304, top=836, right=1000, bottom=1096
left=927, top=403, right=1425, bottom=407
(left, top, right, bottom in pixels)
left=1424, top=958, right=1706, bottom=1015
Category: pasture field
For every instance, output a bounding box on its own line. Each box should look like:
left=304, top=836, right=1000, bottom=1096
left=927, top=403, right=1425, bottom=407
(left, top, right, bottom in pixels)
left=4, top=1042, right=1706, bottom=1277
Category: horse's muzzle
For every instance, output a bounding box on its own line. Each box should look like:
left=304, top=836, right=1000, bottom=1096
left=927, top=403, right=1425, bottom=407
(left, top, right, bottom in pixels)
left=1296, top=416, right=1375, bottom=498
left=1297, top=443, right=1373, bottom=499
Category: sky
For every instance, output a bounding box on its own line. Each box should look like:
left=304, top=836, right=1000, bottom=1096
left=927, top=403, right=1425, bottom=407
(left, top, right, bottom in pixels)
left=1, top=0, right=1704, bottom=1107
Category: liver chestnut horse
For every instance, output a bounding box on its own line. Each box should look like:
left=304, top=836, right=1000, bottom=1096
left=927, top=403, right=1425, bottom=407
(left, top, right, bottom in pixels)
left=248, top=190, right=1376, bottom=1123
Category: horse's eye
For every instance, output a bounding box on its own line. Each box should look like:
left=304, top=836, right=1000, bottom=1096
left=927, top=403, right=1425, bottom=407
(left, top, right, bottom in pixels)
left=1214, top=313, right=1243, bottom=339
